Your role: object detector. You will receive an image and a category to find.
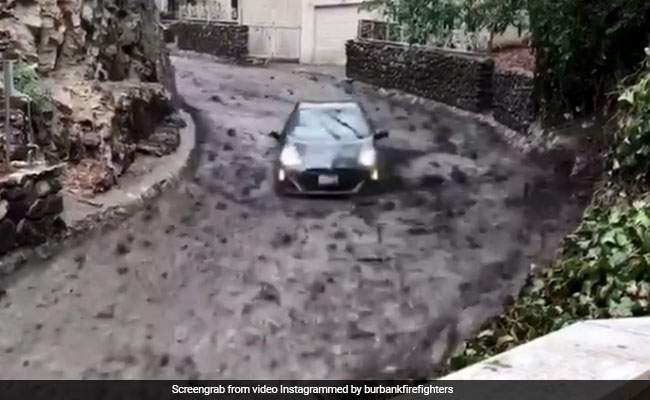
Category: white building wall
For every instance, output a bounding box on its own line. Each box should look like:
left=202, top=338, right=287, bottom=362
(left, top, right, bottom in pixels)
left=241, top=0, right=302, bottom=60
left=300, top=0, right=380, bottom=64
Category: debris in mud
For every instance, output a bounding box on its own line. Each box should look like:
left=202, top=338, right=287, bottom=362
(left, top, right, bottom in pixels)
left=73, top=254, right=86, bottom=269
left=481, top=164, right=512, bottom=183
left=348, top=321, right=375, bottom=339
left=407, top=226, right=431, bottom=236
left=308, top=280, right=326, bottom=300
left=115, top=241, right=131, bottom=255
left=64, top=159, right=117, bottom=196
left=353, top=244, right=392, bottom=262
left=450, top=166, right=469, bottom=184
left=95, top=303, right=115, bottom=319
left=272, top=231, right=295, bottom=248
left=420, top=174, right=446, bottom=187
left=255, top=283, right=281, bottom=305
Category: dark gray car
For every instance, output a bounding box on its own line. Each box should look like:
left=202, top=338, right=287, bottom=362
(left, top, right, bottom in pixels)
left=270, top=100, right=389, bottom=195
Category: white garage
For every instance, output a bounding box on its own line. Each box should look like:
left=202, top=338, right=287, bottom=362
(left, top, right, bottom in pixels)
left=300, top=0, right=381, bottom=65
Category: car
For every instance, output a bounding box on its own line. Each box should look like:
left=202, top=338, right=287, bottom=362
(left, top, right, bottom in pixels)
left=270, top=100, right=389, bottom=195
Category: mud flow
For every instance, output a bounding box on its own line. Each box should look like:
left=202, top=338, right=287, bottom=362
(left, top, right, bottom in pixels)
left=0, top=55, right=588, bottom=379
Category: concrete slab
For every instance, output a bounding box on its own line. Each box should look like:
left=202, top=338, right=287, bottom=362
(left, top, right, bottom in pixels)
left=442, top=319, right=650, bottom=380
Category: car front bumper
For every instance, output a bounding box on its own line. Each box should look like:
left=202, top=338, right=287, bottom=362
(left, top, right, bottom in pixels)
left=277, top=167, right=377, bottom=195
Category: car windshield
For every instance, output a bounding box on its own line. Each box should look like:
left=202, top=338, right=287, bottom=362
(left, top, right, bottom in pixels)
left=286, top=103, right=371, bottom=142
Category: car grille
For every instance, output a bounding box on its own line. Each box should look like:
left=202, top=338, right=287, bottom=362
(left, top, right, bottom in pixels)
left=296, top=169, right=368, bottom=192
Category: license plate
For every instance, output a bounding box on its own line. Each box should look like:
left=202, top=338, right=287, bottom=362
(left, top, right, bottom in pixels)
left=318, top=174, right=339, bottom=186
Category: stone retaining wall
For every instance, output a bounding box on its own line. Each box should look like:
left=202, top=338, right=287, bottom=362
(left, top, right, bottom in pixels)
left=346, top=39, right=539, bottom=133
left=346, top=40, right=494, bottom=113
left=0, top=164, right=65, bottom=255
left=493, top=68, right=537, bottom=132
left=175, top=21, right=248, bottom=60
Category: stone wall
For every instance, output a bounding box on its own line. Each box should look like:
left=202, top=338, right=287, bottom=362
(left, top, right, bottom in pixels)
left=346, top=39, right=539, bottom=133
left=176, top=22, right=249, bottom=60
left=493, top=69, right=538, bottom=132
left=346, top=40, right=494, bottom=113
left=0, top=164, right=65, bottom=255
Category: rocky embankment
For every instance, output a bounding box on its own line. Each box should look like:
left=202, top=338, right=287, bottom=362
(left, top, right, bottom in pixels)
left=0, top=0, right=179, bottom=194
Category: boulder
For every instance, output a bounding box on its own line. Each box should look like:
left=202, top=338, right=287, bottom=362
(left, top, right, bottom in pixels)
left=0, top=218, right=17, bottom=254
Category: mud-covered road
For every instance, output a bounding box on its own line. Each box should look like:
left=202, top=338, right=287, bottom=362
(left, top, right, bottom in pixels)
left=0, top=54, right=588, bottom=379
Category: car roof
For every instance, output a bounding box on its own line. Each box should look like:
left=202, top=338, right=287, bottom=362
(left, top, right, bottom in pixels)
left=296, top=100, right=361, bottom=110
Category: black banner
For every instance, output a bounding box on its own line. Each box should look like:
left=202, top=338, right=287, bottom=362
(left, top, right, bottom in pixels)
left=1, top=380, right=649, bottom=400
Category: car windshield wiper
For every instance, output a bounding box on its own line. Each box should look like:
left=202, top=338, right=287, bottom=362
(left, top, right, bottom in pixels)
left=317, top=114, right=342, bottom=140
left=331, top=113, right=364, bottom=139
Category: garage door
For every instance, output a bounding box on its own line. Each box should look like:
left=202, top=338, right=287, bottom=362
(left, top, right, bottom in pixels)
left=313, top=4, right=374, bottom=65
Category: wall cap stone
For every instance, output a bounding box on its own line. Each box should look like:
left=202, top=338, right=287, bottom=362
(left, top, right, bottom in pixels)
left=0, top=163, right=65, bottom=187
left=352, top=38, right=494, bottom=63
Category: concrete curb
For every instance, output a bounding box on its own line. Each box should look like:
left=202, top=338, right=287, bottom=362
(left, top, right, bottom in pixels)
left=0, top=110, right=197, bottom=278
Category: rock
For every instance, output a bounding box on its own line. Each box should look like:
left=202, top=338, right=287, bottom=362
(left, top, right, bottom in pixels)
left=16, top=219, right=47, bottom=246
left=136, top=128, right=180, bottom=157
left=0, top=199, right=7, bottom=220
left=450, top=166, right=469, bottom=184
left=34, top=180, right=52, bottom=197
left=81, top=133, right=101, bottom=149
left=26, top=198, right=48, bottom=219
left=165, top=113, right=187, bottom=128
left=3, top=186, right=28, bottom=201
left=420, top=174, right=445, bottom=187
left=255, top=283, right=281, bottom=305
left=354, top=244, right=392, bottom=262
left=52, top=87, right=73, bottom=115
left=482, top=164, right=511, bottom=183
left=95, top=303, right=115, bottom=319
left=407, top=226, right=431, bottom=235
left=347, top=321, right=375, bottom=340
left=5, top=199, right=29, bottom=223
left=0, top=219, right=17, bottom=254
left=227, top=128, right=236, bottom=137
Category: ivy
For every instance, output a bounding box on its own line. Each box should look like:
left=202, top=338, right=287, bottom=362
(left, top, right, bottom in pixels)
left=444, top=46, right=650, bottom=375
left=14, top=62, right=53, bottom=113
left=612, top=47, right=650, bottom=184
left=447, top=195, right=650, bottom=372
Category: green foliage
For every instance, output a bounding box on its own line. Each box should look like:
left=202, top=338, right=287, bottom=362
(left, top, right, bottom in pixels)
left=448, top=195, right=650, bottom=371
left=14, top=62, right=53, bottom=112
left=445, top=53, right=650, bottom=374
left=612, top=47, right=650, bottom=184
left=530, top=0, right=650, bottom=120
left=362, top=0, right=463, bottom=45
left=482, top=0, right=527, bottom=35
left=362, top=0, right=528, bottom=45
left=363, top=0, right=650, bottom=119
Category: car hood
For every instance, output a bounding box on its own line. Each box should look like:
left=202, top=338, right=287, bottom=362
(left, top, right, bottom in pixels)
left=290, top=140, right=370, bottom=169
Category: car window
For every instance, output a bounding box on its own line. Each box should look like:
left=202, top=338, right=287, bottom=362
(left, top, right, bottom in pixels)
left=286, top=105, right=371, bottom=142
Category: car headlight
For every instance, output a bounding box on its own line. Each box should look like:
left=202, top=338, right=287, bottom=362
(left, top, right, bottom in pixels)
left=280, top=145, right=302, bottom=167
left=358, top=146, right=377, bottom=167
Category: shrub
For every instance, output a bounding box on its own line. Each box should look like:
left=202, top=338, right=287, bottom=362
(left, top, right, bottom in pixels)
left=14, top=62, right=53, bottom=113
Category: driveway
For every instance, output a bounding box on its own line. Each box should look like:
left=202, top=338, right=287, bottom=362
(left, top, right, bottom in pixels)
left=0, top=54, right=587, bottom=379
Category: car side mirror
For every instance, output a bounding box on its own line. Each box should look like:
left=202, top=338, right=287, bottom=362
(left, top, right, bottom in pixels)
left=374, top=130, right=389, bottom=140
left=269, top=131, right=281, bottom=141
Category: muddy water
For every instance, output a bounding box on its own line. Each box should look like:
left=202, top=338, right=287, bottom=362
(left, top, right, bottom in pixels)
left=0, top=55, right=588, bottom=379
